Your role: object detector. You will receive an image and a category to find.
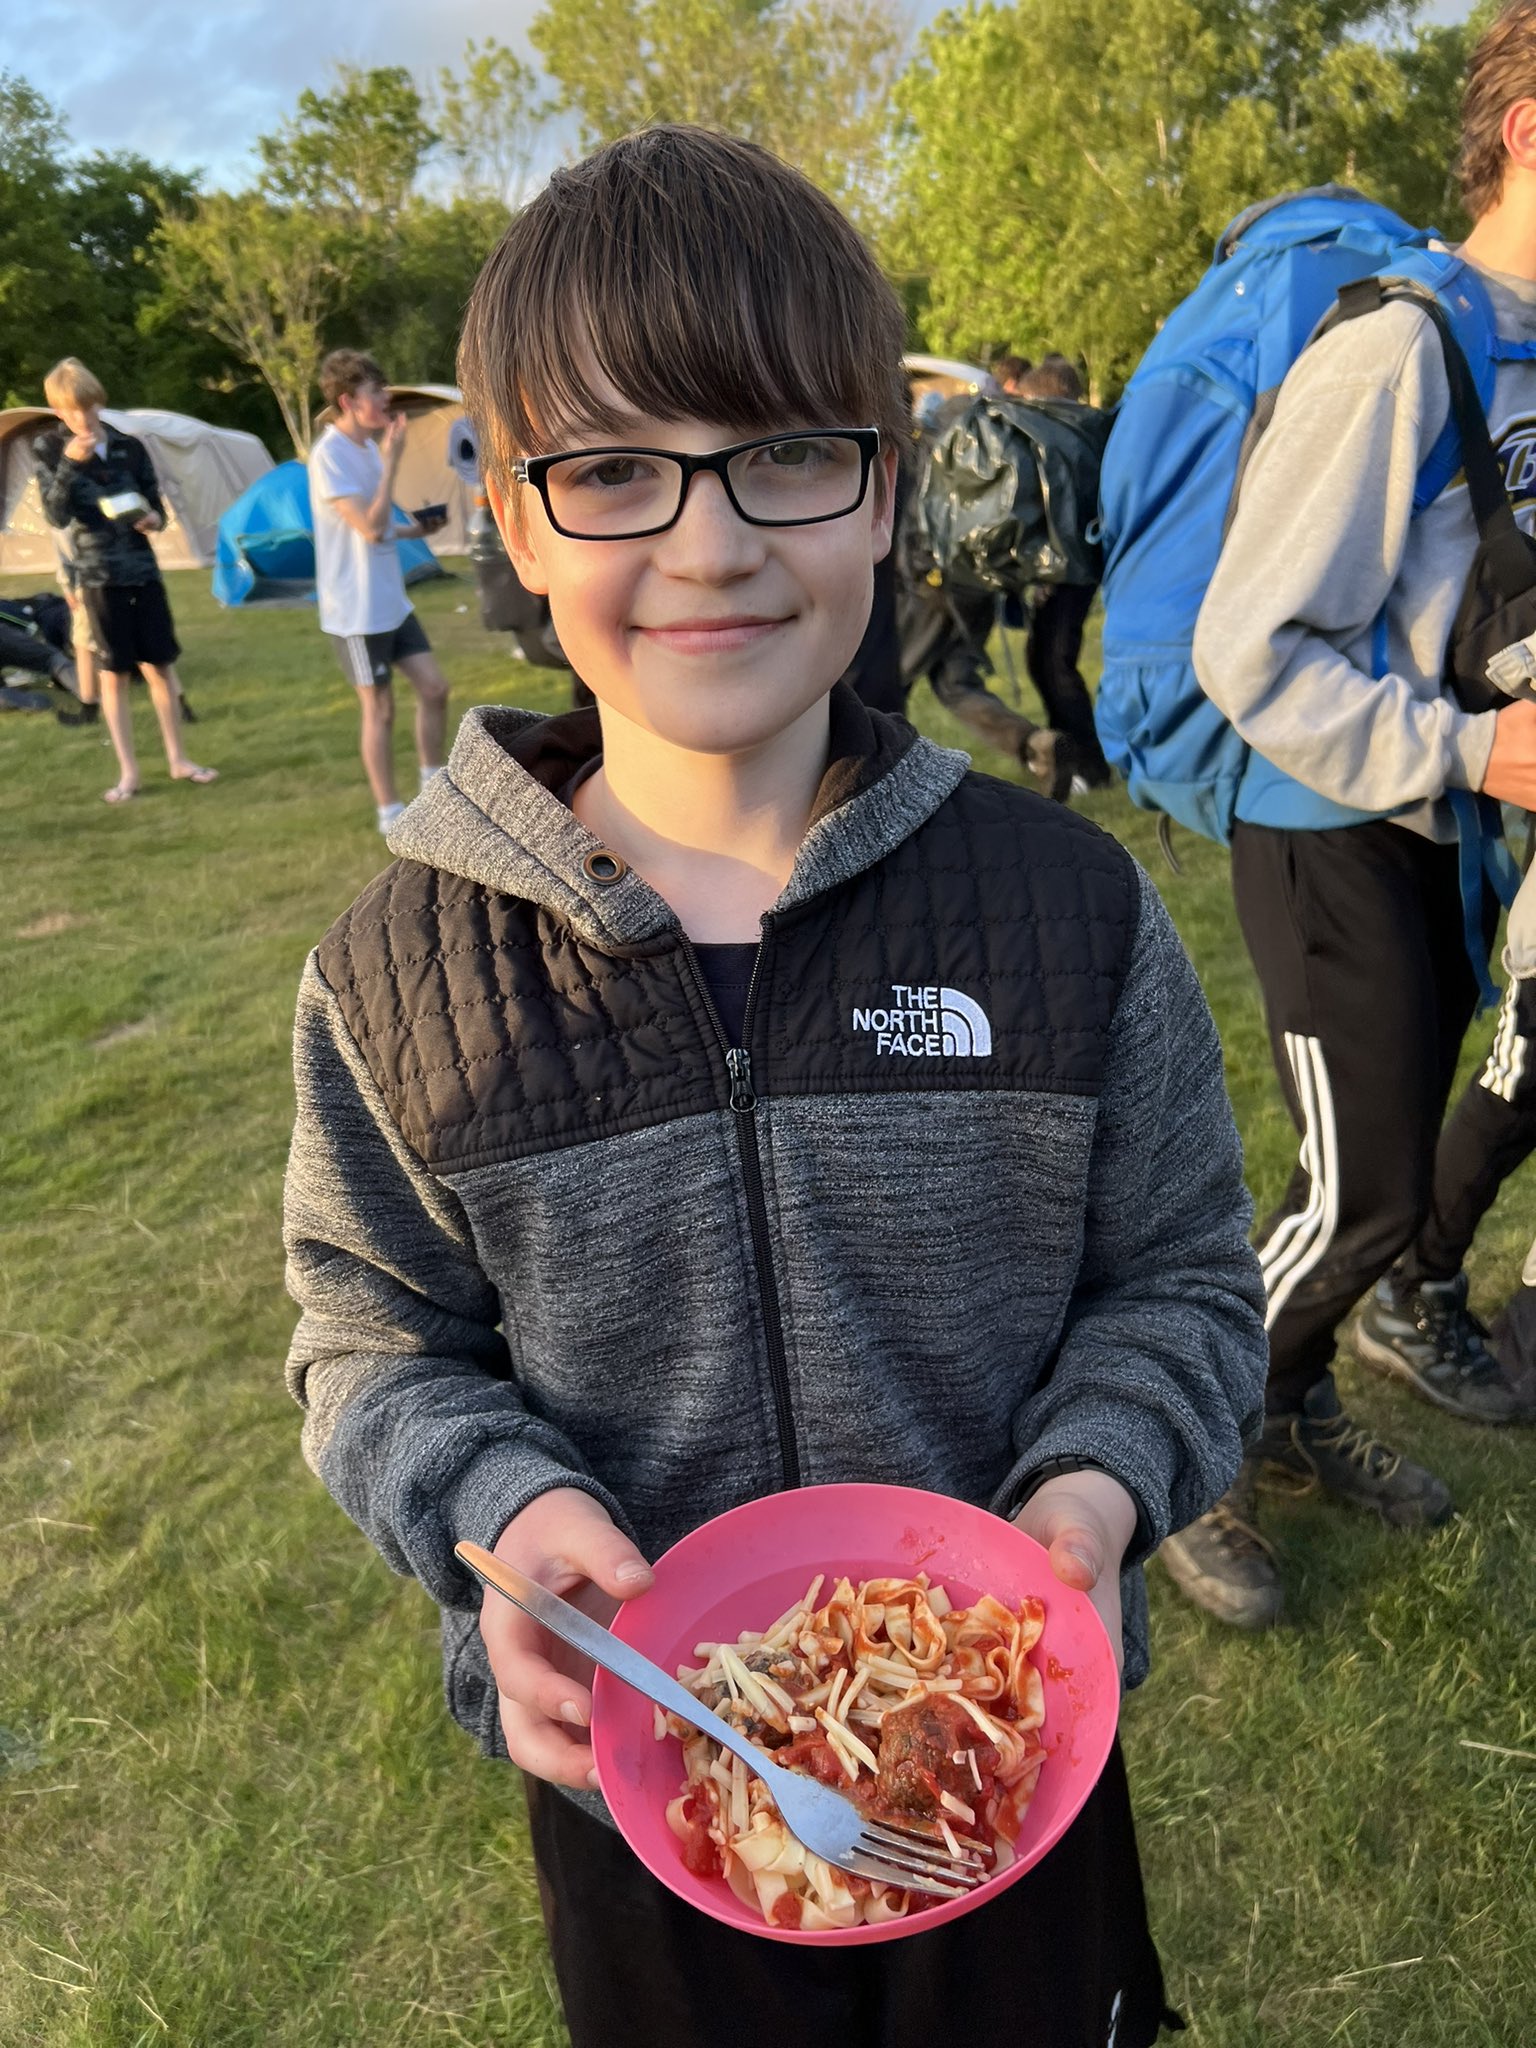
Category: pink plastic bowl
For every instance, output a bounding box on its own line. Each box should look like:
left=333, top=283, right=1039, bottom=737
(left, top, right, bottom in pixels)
left=591, top=1481, right=1119, bottom=1946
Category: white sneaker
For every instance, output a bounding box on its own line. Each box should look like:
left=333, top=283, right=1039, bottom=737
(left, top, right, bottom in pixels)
left=377, top=800, right=407, bottom=835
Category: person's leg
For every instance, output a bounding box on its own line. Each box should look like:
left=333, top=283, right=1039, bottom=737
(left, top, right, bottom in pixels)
left=98, top=669, right=139, bottom=799
left=396, top=649, right=449, bottom=778
left=1025, top=583, right=1111, bottom=784
left=923, top=591, right=1075, bottom=799
left=357, top=680, right=399, bottom=809
left=1162, top=822, right=1457, bottom=1630
left=139, top=663, right=215, bottom=782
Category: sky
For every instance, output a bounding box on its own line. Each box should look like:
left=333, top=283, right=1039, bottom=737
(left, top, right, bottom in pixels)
left=18, top=0, right=1478, bottom=192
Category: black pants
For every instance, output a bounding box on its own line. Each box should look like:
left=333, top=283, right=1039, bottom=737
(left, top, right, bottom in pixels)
left=1401, top=972, right=1536, bottom=1284
left=1027, top=583, right=1110, bottom=782
left=525, top=1740, right=1180, bottom=2048
left=1231, top=820, right=1497, bottom=1412
left=896, top=582, right=1040, bottom=757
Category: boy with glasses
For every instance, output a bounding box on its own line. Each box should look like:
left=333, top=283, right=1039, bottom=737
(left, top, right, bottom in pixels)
left=283, top=125, right=1265, bottom=2046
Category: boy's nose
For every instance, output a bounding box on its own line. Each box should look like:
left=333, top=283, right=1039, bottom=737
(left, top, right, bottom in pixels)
left=655, top=469, right=767, bottom=578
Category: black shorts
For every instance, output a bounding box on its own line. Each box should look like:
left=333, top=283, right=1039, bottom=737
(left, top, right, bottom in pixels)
left=82, top=581, right=179, bottom=672
left=329, top=612, right=431, bottom=689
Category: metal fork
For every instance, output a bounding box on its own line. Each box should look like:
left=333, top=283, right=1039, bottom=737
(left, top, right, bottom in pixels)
left=455, top=1541, right=987, bottom=1899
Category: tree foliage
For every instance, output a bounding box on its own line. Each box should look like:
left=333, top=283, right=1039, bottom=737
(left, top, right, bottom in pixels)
left=893, top=0, right=1471, bottom=394
left=257, top=66, right=437, bottom=226
left=530, top=0, right=909, bottom=229
left=435, top=39, right=546, bottom=204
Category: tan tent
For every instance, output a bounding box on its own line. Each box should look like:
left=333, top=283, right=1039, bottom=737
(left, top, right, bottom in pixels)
left=314, top=385, right=479, bottom=555
left=0, top=408, right=273, bottom=577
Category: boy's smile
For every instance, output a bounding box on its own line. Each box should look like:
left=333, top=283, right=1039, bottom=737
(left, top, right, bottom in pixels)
left=494, top=403, right=896, bottom=758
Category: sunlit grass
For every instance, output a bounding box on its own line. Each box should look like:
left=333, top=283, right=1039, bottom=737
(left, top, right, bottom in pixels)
left=3, top=576, right=1531, bottom=2045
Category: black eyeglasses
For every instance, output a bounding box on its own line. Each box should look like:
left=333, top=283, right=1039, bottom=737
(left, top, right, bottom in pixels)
left=512, top=428, right=880, bottom=540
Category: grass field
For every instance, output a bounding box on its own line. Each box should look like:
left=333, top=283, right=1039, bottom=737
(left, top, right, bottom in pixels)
left=3, top=569, right=1533, bottom=2047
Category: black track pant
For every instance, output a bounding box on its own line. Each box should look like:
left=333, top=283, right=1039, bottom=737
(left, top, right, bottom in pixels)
left=1400, top=971, right=1536, bottom=1284
left=897, top=583, right=1041, bottom=758
left=1026, top=583, right=1111, bottom=781
left=525, top=1741, right=1179, bottom=2048
left=1230, top=820, right=1497, bottom=1413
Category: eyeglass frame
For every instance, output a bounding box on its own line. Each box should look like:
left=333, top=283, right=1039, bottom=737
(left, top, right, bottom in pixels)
left=510, top=426, right=882, bottom=540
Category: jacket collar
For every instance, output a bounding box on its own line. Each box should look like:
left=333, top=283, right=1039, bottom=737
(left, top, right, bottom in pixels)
left=387, top=683, right=970, bottom=946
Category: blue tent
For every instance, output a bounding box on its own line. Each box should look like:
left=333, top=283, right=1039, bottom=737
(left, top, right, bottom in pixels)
left=211, top=458, right=443, bottom=607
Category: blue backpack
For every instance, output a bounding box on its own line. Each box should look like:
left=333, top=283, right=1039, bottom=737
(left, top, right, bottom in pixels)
left=1096, top=187, right=1503, bottom=846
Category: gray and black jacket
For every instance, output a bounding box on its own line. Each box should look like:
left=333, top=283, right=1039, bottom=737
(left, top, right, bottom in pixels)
left=34, top=425, right=165, bottom=588
left=283, top=688, right=1267, bottom=1757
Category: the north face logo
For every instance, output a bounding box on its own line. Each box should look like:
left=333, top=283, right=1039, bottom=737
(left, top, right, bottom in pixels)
left=851, top=984, right=993, bottom=1057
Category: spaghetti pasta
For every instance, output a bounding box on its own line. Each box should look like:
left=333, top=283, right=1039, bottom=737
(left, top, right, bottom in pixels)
left=656, top=1574, right=1047, bottom=1931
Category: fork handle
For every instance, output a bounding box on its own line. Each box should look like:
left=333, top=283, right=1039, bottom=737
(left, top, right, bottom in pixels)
left=454, top=1540, right=769, bottom=1775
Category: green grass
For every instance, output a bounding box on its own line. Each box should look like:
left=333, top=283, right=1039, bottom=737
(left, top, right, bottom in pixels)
left=2, top=573, right=1532, bottom=2046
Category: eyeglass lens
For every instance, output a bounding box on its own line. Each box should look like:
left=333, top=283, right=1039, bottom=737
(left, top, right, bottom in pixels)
left=541, top=434, right=866, bottom=537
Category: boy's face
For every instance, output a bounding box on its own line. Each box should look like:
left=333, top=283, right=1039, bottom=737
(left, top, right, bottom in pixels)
left=342, top=379, right=394, bottom=435
left=55, top=401, right=101, bottom=440
left=494, top=401, right=896, bottom=758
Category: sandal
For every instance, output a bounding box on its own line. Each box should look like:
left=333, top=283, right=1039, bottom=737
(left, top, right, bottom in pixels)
left=103, top=781, right=139, bottom=804
left=171, top=763, right=219, bottom=786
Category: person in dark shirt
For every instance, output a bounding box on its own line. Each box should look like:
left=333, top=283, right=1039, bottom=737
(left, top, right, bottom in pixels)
left=35, top=358, right=216, bottom=802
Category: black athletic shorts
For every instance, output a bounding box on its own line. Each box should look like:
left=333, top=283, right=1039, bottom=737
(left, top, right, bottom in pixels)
left=82, top=580, right=179, bottom=672
left=329, top=612, right=431, bottom=688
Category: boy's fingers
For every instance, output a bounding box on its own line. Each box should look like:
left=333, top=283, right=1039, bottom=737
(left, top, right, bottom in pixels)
left=550, top=1519, right=654, bottom=1604
left=498, top=1694, right=597, bottom=1788
left=1047, top=1529, right=1103, bottom=1592
left=492, top=1642, right=594, bottom=1730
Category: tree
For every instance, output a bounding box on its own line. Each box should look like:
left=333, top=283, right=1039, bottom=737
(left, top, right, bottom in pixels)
left=436, top=39, right=546, bottom=204
left=153, top=195, right=350, bottom=453
left=257, top=66, right=437, bottom=226
left=529, top=0, right=908, bottom=232
left=893, top=0, right=1472, bottom=396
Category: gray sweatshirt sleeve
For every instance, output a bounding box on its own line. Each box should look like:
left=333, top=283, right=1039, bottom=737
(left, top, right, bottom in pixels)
left=1192, top=302, right=1497, bottom=806
left=283, top=954, right=631, bottom=1610
left=999, top=872, right=1268, bottom=1550
left=1506, top=863, right=1536, bottom=978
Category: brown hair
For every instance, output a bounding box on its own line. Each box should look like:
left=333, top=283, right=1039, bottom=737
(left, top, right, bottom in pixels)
left=1012, top=354, right=1084, bottom=402
left=991, top=354, right=1033, bottom=387
left=1460, top=0, right=1536, bottom=218
left=319, top=348, right=387, bottom=409
left=44, top=357, right=107, bottom=412
left=458, top=126, right=907, bottom=505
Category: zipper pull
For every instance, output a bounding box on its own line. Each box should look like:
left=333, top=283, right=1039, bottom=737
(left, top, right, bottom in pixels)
left=726, top=1046, right=756, bottom=1114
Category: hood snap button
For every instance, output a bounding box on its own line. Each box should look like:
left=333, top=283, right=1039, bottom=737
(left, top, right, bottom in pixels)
left=583, top=849, right=627, bottom=885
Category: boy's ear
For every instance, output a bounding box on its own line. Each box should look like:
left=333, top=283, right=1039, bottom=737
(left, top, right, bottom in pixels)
left=486, top=473, right=550, bottom=595
left=870, top=448, right=899, bottom=567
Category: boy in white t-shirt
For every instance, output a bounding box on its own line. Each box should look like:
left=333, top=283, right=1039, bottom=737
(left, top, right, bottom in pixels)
left=311, top=350, right=452, bottom=832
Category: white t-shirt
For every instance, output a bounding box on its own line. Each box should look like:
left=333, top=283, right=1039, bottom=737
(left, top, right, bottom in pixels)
left=309, top=424, right=411, bottom=638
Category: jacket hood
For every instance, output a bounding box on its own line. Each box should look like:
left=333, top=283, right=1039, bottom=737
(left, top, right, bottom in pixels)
left=386, top=683, right=971, bottom=947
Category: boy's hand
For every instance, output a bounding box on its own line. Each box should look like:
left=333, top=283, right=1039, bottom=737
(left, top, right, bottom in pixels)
left=1483, top=699, right=1536, bottom=808
left=65, top=431, right=97, bottom=464
left=479, top=1487, right=653, bottom=1788
left=134, top=511, right=163, bottom=534
left=382, top=412, right=408, bottom=466
left=1012, top=1469, right=1139, bottom=1675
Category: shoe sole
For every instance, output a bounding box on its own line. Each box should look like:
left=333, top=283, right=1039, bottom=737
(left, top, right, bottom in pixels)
left=1157, top=1538, right=1283, bottom=1630
left=1352, top=1323, right=1526, bottom=1426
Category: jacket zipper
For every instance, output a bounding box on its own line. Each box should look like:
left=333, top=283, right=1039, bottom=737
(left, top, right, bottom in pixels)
left=683, top=932, right=802, bottom=1490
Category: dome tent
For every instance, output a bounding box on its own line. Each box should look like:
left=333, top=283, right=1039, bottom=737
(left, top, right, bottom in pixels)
left=212, top=459, right=443, bottom=608
left=0, top=407, right=273, bottom=575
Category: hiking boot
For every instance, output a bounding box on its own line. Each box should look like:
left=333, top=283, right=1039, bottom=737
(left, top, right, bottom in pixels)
left=1354, top=1270, right=1525, bottom=1425
left=1158, top=1464, right=1283, bottom=1629
left=1256, top=1379, right=1454, bottom=1528
left=1020, top=726, right=1075, bottom=802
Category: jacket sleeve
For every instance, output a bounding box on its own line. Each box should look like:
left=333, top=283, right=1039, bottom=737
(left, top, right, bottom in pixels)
left=998, top=870, right=1268, bottom=1555
left=1191, top=301, right=1497, bottom=807
left=126, top=436, right=166, bottom=522
left=283, top=954, right=632, bottom=1611
left=35, top=440, right=82, bottom=529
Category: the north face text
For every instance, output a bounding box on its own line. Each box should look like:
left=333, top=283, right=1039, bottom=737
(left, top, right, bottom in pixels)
left=850, top=984, right=993, bottom=1057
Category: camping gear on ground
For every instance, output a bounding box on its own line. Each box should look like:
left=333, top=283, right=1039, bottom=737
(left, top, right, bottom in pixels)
left=1094, top=184, right=1526, bottom=1005
left=211, top=460, right=442, bottom=608
left=910, top=396, right=1113, bottom=600
left=0, top=407, right=271, bottom=576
